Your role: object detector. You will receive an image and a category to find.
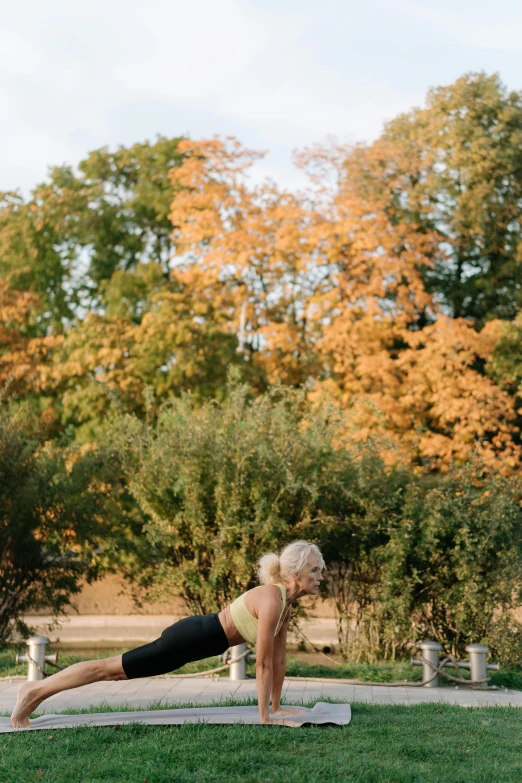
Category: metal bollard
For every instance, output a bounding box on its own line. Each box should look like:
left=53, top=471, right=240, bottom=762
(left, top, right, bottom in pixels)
left=411, top=640, right=442, bottom=687
left=465, top=644, right=500, bottom=683
left=229, top=643, right=247, bottom=681
left=16, top=636, right=58, bottom=681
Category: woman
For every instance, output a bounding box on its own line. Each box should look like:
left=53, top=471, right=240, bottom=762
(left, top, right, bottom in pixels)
left=11, top=540, right=324, bottom=728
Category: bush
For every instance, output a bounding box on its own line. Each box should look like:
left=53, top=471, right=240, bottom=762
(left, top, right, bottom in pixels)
left=315, top=461, right=522, bottom=664
left=112, top=375, right=375, bottom=615
left=0, top=408, right=125, bottom=644
left=313, top=458, right=411, bottom=662
left=112, top=378, right=522, bottom=665
left=376, top=463, right=522, bottom=661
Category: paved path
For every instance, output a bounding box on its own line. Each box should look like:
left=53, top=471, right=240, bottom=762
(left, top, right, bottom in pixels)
left=1, top=677, right=521, bottom=714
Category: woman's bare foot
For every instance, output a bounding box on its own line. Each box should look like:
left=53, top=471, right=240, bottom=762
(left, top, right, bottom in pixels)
left=11, top=682, right=43, bottom=728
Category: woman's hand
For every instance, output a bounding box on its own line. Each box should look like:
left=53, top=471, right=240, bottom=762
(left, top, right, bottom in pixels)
left=260, top=708, right=306, bottom=725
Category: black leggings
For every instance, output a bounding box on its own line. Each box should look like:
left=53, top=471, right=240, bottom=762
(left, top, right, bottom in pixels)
left=121, top=613, right=229, bottom=679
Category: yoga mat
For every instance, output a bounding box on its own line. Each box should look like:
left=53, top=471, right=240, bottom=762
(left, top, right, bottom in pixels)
left=1, top=702, right=350, bottom=732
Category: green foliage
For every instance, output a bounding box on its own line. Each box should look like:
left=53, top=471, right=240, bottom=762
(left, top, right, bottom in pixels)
left=351, top=72, right=522, bottom=323
left=309, top=456, right=411, bottom=662
left=0, top=189, right=79, bottom=332
left=52, top=276, right=255, bottom=441
left=0, top=136, right=184, bottom=330
left=77, top=136, right=184, bottom=287
left=0, top=407, right=131, bottom=644
left=487, top=314, right=522, bottom=400
left=109, top=378, right=522, bottom=663
left=112, top=375, right=367, bottom=614
left=313, top=460, right=522, bottom=663
left=376, top=463, right=522, bottom=660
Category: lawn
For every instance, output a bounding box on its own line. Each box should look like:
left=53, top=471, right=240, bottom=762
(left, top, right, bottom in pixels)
left=1, top=700, right=521, bottom=783
left=0, top=647, right=225, bottom=680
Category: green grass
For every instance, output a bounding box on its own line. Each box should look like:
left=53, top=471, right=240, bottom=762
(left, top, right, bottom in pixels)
left=284, top=657, right=522, bottom=691
left=1, top=699, right=521, bottom=783
left=0, top=647, right=231, bottom=679
left=2, top=646, right=521, bottom=689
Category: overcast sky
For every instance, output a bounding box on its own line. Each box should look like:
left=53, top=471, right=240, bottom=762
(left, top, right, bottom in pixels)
left=2, top=0, right=521, bottom=195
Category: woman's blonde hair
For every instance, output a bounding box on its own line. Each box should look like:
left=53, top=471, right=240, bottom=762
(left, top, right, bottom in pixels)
left=257, top=540, right=325, bottom=585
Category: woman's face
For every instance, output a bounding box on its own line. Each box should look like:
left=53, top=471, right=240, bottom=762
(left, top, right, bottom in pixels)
left=299, top=554, right=323, bottom=594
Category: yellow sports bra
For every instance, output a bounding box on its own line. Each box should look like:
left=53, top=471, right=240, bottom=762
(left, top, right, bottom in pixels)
left=229, top=583, right=287, bottom=645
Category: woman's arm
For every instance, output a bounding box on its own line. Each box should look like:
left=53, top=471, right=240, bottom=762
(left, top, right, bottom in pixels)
left=269, top=612, right=303, bottom=717
left=270, top=611, right=290, bottom=713
left=255, top=588, right=283, bottom=723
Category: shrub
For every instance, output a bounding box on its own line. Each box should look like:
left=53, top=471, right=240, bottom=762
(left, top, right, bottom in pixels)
left=377, top=463, right=522, bottom=661
left=111, top=377, right=522, bottom=664
left=0, top=408, right=124, bottom=644
left=113, top=376, right=374, bottom=615
left=312, top=459, right=411, bottom=662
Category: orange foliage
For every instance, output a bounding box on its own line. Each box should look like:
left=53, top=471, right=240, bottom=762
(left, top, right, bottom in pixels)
left=169, top=138, right=323, bottom=385
left=1, top=133, right=520, bottom=474
left=168, top=137, right=522, bottom=473
left=0, top=281, right=60, bottom=396
left=318, top=314, right=520, bottom=471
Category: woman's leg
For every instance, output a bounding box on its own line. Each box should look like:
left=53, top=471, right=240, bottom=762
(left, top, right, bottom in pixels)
left=11, top=654, right=126, bottom=728
left=11, top=613, right=228, bottom=729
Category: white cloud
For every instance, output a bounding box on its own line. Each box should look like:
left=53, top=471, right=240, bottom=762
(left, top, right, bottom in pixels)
left=378, top=0, right=522, bottom=51
left=113, top=0, right=423, bottom=146
left=3, top=0, right=511, bottom=196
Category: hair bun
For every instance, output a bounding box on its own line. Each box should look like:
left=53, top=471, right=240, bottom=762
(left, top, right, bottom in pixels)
left=257, top=553, right=281, bottom=585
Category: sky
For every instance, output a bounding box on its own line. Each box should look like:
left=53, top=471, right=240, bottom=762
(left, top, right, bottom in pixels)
left=1, top=0, right=521, bottom=195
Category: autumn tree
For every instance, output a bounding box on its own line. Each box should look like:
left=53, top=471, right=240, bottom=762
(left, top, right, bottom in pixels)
left=0, top=281, right=59, bottom=404
left=308, top=137, right=522, bottom=471
left=1, top=73, right=521, bottom=474
left=51, top=264, right=251, bottom=441
left=317, top=313, right=522, bottom=472
left=341, top=72, right=522, bottom=324
left=168, top=138, right=326, bottom=387
left=167, top=133, right=522, bottom=472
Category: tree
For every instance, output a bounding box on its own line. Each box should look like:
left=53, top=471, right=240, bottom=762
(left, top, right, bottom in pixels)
left=318, top=314, right=522, bottom=472
left=0, top=407, right=129, bottom=645
left=167, top=134, right=522, bottom=473
left=110, top=378, right=522, bottom=664
left=168, top=138, right=326, bottom=387
left=51, top=264, right=253, bottom=441
left=342, top=72, right=522, bottom=323
left=0, top=136, right=185, bottom=330
left=486, top=311, right=522, bottom=397
left=0, top=281, right=59, bottom=401
left=311, top=456, right=410, bottom=662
